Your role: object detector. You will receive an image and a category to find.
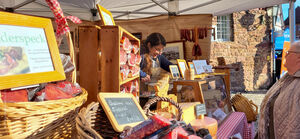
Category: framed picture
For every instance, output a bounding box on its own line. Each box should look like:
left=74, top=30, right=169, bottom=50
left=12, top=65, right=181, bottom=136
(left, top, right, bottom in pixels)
left=188, top=62, right=194, bottom=70
left=0, top=11, right=65, bottom=90
left=169, top=65, right=180, bottom=79
left=176, top=59, right=188, bottom=78
left=97, top=4, right=115, bottom=26
left=162, top=41, right=185, bottom=64
left=193, top=60, right=207, bottom=75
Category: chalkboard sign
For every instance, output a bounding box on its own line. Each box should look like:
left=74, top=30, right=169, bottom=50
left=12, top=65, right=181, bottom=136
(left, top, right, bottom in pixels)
left=98, top=93, right=148, bottom=132
left=105, top=98, right=145, bottom=125
left=195, top=104, right=206, bottom=116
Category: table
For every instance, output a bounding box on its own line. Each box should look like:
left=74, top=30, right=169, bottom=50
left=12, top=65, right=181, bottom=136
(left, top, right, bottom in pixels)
left=217, top=112, right=254, bottom=139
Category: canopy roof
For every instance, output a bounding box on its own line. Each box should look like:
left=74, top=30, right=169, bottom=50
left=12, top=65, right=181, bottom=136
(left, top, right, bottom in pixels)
left=0, top=0, right=289, bottom=21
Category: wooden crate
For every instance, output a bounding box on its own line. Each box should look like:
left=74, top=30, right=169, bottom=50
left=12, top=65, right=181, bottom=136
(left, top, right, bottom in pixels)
left=100, top=26, right=140, bottom=95
left=78, top=25, right=102, bottom=106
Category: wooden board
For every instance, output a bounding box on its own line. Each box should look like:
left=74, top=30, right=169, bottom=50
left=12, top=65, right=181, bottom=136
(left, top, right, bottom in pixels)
left=98, top=93, right=148, bottom=132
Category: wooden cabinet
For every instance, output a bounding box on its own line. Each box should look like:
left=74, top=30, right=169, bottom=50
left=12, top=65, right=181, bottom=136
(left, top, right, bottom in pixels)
left=100, top=26, right=140, bottom=97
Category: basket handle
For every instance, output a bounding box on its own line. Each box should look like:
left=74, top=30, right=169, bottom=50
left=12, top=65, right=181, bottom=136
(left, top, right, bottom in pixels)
left=143, top=96, right=183, bottom=121
left=249, top=100, right=258, bottom=115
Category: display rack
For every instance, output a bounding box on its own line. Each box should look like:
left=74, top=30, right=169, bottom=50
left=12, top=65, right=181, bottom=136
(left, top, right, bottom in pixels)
left=100, top=26, right=140, bottom=96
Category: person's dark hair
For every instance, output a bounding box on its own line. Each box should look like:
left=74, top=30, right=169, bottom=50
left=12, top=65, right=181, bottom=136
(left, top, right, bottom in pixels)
left=144, top=33, right=166, bottom=53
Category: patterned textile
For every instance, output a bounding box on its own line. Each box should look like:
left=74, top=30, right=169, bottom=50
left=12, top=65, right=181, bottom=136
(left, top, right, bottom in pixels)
left=217, top=112, right=253, bottom=139
left=45, top=0, right=82, bottom=38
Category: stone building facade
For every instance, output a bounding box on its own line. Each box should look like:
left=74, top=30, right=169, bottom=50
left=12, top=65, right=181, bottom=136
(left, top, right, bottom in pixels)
left=210, top=9, right=273, bottom=91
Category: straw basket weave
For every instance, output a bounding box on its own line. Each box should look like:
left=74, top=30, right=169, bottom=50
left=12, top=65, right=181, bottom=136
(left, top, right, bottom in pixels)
left=76, top=96, right=183, bottom=139
left=0, top=88, right=87, bottom=139
left=231, top=93, right=258, bottom=122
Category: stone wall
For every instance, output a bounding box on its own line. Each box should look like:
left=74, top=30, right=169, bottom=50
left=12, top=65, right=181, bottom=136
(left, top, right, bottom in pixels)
left=210, top=9, right=272, bottom=91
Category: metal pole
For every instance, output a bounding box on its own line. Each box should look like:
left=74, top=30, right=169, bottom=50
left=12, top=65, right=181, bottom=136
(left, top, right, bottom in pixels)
left=289, top=0, right=296, bottom=43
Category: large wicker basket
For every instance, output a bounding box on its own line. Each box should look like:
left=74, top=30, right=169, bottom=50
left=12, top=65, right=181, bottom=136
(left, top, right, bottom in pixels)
left=76, top=96, right=183, bottom=139
left=231, top=93, right=258, bottom=122
left=0, top=88, right=87, bottom=139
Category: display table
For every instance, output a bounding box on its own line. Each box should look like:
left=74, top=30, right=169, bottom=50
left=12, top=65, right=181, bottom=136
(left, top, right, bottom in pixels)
left=217, top=112, right=254, bottom=139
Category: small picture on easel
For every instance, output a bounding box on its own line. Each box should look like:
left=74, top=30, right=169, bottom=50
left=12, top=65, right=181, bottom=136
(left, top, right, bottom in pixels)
left=169, top=65, right=180, bottom=79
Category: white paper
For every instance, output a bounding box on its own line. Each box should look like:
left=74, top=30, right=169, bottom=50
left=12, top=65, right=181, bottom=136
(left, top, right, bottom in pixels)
left=0, top=25, right=54, bottom=76
left=102, top=12, right=114, bottom=25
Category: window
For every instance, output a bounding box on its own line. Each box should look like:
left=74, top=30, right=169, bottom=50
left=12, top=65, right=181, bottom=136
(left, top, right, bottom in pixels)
left=215, top=15, right=232, bottom=41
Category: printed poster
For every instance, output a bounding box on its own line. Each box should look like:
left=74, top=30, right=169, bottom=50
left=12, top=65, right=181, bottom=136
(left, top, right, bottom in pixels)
left=0, top=25, right=54, bottom=76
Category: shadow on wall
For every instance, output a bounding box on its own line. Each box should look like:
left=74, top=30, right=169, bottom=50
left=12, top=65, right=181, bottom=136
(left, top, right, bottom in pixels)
left=239, top=10, right=273, bottom=90
left=253, top=14, right=272, bottom=90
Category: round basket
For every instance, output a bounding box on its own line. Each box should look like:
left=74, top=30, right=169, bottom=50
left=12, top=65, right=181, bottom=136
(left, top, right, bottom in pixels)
left=143, top=96, right=183, bottom=121
left=231, top=93, right=258, bottom=122
left=76, top=97, right=183, bottom=139
left=76, top=102, right=115, bottom=139
left=0, top=88, right=87, bottom=139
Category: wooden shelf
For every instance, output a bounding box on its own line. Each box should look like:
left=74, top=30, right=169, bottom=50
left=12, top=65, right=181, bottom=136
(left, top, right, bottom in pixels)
left=120, top=76, right=139, bottom=85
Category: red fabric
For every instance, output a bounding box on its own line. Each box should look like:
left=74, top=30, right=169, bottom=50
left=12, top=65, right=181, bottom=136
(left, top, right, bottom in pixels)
left=216, top=112, right=253, bottom=139
left=1, top=89, right=28, bottom=102
left=45, top=0, right=82, bottom=38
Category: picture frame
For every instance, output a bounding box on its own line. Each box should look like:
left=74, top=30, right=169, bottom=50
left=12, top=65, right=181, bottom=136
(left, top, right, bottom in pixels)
left=162, top=41, right=185, bottom=64
left=98, top=93, right=148, bottom=132
left=188, top=62, right=194, bottom=70
left=0, top=11, right=65, bottom=90
left=97, top=4, right=115, bottom=26
left=176, top=59, right=188, bottom=78
left=193, top=60, right=207, bottom=75
left=169, top=65, right=181, bottom=79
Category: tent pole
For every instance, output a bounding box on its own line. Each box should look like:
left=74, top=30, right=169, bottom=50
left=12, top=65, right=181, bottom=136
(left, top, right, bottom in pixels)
left=289, top=0, right=296, bottom=43
left=151, top=0, right=171, bottom=13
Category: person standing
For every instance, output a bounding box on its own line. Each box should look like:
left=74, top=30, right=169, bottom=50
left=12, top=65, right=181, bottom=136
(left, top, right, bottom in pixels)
left=258, top=41, right=300, bottom=139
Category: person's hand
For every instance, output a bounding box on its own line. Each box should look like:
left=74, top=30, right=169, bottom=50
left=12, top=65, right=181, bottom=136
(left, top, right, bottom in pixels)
left=141, top=74, right=151, bottom=82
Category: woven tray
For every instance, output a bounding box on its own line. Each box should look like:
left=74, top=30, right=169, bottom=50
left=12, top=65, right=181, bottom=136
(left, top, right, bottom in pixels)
left=0, top=88, right=87, bottom=139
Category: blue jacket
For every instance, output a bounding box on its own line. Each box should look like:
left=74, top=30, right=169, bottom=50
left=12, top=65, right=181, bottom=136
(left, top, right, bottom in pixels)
left=140, top=54, right=173, bottom=78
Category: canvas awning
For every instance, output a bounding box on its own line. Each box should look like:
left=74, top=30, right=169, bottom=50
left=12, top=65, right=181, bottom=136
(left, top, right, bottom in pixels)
left=0, top=0, right=289, bottom=21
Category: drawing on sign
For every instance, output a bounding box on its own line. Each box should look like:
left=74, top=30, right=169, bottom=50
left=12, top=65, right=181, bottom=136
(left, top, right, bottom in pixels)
left=105, top=98, right=145, bottom=125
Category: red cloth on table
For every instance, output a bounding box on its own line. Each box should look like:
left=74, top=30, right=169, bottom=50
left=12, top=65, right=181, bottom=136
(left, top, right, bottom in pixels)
left=217, top=112, right=253, bottom=139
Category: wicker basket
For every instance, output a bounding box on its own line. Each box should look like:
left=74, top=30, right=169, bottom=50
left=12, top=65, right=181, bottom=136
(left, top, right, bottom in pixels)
left=231, top=93, right=258, bottom=122
left=0, top=88, right=87, bottom=139
left=76, top=96, right=183, bottom=138
left=143, top=96, right=183, bottom=121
